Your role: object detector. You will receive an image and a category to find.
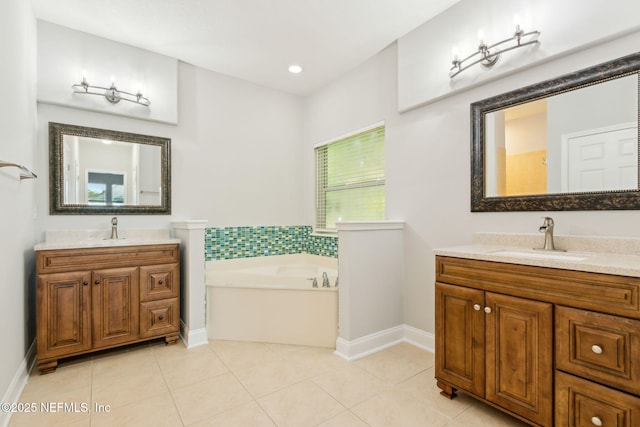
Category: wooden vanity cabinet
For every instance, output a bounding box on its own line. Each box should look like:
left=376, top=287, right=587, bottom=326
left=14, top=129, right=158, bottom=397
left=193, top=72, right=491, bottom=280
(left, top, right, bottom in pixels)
left=436, top=282, right=553, bottom=426
left=36, top=244, right=180, bottom=374
left=435, top=255, right=640, bottom=427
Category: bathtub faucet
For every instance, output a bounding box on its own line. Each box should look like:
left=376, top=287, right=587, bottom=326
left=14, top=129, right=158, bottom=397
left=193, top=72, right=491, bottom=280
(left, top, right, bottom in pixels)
left=322, top=272, right=330, bottom=288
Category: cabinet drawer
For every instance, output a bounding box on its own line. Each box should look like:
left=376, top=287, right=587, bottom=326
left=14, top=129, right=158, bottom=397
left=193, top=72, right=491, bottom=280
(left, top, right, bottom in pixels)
left=556, top=306, right=640, bottom=395
left=37, top=244, right=179, bottom=274
left=140, top=263, right=179, bottom=301
left=555, top=371, right=640, bottom=427
left=436, top=256, right=640, bottom=319
left=140, top=298, right=179, bottom=338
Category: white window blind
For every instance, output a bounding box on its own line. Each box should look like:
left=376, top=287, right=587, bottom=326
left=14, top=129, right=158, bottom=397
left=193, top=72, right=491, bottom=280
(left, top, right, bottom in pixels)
left=315, top=125, right=385, bottom=231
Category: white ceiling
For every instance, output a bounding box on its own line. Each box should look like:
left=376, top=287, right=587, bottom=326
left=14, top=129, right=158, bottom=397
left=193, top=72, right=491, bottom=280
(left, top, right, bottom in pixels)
left=31, top=0, right=461, bottom=95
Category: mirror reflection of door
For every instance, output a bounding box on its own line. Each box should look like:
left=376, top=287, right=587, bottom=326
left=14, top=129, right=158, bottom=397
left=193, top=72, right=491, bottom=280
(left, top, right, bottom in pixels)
left=561, top=123, right=638, bottom=193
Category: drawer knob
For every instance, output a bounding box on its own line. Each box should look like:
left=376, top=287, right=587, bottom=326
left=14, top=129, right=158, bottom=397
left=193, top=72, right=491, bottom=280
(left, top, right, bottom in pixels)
left=83, top=281, right=88, bottom=286
left=158, top=280, right=163, bottom=285
left=158, top=315, right=164, bottom=321
left=484, top=306, right=492, bottom=314
left=94, top=280, right=100, bottom=285
left=473, top=304, right=481, bottom=311
left=591, top=416, right=603, bottom=426
left=591, top=345, right=603, bottom=354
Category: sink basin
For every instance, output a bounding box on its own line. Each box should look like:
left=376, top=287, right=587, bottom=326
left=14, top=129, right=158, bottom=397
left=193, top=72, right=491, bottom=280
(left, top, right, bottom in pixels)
left=490, top=250, right=589, bottom=262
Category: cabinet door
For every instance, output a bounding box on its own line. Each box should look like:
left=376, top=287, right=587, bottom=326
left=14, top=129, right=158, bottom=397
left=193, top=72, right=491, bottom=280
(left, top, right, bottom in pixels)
left=485, top=292, right=553, bottom=427
left=92, top=267, right=139, bottom=348
left=37, top=272, right=91, bottom=358
left=435, top=282, right=485, bottom=397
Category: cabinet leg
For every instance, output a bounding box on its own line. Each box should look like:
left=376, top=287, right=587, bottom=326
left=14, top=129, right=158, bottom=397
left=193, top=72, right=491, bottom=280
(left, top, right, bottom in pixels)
left=38, top=360, right=58, bottom=375
left=437, top=381, right=457, bottom=399
left=164, top=333, right=179, bottom=345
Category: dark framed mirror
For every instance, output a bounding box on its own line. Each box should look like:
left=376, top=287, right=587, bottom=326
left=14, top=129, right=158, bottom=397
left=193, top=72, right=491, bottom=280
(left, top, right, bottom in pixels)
left=49, top=122, right=171, bottom=214
left=471, top=52, right=640, bottom=212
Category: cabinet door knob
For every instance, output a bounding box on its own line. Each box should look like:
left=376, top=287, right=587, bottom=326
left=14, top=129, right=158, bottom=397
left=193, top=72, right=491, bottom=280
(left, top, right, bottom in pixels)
left=473, top=304, right=481, bottom=311
left=591, top=345, right=603, bottom=354
left=484, top=306, right=492, bottom=314
left=591, top=416, right=603, bottom=426
left=158, top=280, right=163, bottom=285
left=158, top=315, right=164, bottom=321
left=83, top=281, right=88, bottom=286
left=94, top=280, right=100, bottom=285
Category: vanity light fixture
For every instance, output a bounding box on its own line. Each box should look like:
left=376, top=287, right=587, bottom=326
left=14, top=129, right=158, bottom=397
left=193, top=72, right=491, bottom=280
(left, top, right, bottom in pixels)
left=449, top=23, right=540, bottom=78
left=72, top=74, right=151, bottom=107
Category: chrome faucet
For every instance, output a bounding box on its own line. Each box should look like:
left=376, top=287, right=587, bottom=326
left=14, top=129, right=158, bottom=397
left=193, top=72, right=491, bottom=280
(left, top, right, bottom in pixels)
left=538, top=217, right=556, bottom=250
left=308, top=277, right=318, bottom=288
left=110, top=216, right=119, bottom=239
left=322, top=272, right=330, bottom=288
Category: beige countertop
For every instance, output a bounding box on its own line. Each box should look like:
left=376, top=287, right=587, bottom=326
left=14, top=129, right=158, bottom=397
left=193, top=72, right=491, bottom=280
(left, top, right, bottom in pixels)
left=34, top=229, right=180, bottom=251
left=434, top=233, right=640, bottom=278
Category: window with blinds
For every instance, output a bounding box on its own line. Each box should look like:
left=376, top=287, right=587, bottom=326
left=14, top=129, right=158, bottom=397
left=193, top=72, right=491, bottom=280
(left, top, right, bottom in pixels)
left=315, top=125, right=385, bottom=231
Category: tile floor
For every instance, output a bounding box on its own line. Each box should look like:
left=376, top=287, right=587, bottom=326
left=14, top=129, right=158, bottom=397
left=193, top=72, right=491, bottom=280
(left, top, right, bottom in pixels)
left=9, top=339, right=529, bottom=426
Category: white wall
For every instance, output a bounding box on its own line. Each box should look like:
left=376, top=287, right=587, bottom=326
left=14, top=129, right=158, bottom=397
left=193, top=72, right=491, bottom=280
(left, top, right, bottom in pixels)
left=0, top=0, right=37, bottom=419
left=38, top=21, right=179, bottom=124
left=37, top=59, right=305, bottom=238
left=398, top=0, right=640, bottom=111
left=304, top=24, right=640, bottom=334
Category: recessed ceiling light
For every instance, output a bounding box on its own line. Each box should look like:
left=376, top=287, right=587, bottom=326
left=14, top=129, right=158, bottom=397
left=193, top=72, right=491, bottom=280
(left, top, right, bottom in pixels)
left=288, top=65, right=303, bottom=74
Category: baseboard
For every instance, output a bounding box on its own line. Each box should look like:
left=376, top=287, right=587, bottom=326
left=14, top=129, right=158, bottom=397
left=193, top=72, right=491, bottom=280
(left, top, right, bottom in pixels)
left=334, top=324, right=434, bottom=361
left=180, top=320, right=209, bottom=349
left=403, top=324, right=435, bottom=353
left=1, top=340, right=37, bottom=427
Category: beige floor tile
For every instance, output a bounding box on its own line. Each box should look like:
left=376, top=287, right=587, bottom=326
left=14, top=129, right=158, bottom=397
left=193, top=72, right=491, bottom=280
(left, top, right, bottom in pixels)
left=171, top=372, right=253, bottom=425
left=352, top=388, right=450, bottom=427
left=92, top=345, right=159, bottom=379
left=187, top=401, right=276, bottom=427
left=92, top=360, right=168, bottom=409
left=395, top=368, right=475, bottom=419
left=209, top=340, right=282, bottom=372
left=258, top=380, right=345, bottom=427
left=312, top=364, right=388, bottom=408
left=318, top=410, right=370, bottom=427
left=279, top=346, right=353, bottom=377
left=386, top=342, right=435, bottom=369
left=354, top=345, right=428, bottom=383
left=233, top=357, right=311, bottom=398
left=447, top=401, right=529, bottom=427
left=90, top=391, right=182, bottom=427
left=158, top=349, right=229, bottom=390
left=9, top=386, right=92, bottom=427
left=22, top=360, right=93, bottom=398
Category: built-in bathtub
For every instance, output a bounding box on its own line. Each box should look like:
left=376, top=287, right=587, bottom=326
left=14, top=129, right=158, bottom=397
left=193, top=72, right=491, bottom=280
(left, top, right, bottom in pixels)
left=205, top=254, right=338, bottom=347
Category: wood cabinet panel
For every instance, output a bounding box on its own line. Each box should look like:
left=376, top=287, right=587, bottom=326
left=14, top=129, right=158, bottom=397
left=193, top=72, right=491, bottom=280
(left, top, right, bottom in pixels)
left=91, top=267, right=139, bottom=348
left=37, top=272, right=91, bottom=361
left=140, top=298, right=179, bottom=338
left=436, top=256, right=640, bottom=320
left=556, top=371, right=640, bottom=427
left=556, top=305, right=640, bottom=396
left=435, top=282, right=485, bottom=397
left=485, top=292, right=553, bottom=427
left=140, top=263, right=179, bottom=302
left=37, top=244, right=179, bottom=274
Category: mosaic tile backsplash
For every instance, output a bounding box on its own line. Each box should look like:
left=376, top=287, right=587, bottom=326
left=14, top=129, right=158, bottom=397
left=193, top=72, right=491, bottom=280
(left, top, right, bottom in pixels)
left=205, top=226, right=338, bottom=260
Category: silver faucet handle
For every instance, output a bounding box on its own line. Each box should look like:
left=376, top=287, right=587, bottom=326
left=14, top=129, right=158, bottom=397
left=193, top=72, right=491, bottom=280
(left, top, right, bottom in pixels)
left=307, top=277, right=318, bottom=288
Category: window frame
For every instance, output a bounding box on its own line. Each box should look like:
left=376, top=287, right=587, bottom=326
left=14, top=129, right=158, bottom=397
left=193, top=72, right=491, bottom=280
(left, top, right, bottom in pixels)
left=314, top=121, right=386, bottom=233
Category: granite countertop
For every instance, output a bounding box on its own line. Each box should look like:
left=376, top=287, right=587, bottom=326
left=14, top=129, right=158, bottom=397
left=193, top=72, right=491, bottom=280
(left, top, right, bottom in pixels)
left=34, top=229, right=181, bottom=251
left=433, top=233, right=640, bottom=278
